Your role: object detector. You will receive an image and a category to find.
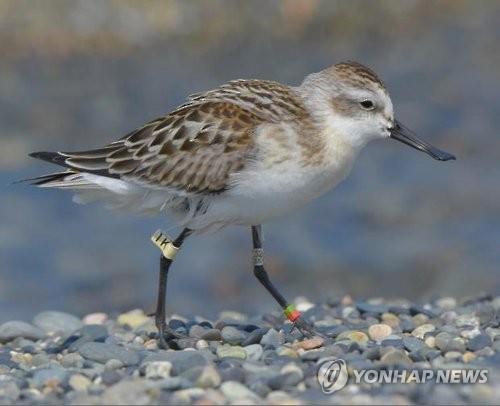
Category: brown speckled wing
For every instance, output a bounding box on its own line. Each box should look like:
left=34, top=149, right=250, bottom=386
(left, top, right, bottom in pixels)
left=62, top=103, right=262, bottom=193
left=60, top=80, right=306, bottom=193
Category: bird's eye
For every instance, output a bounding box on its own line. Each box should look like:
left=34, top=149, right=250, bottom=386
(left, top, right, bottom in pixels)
left=359, top=100, right=375, bottom=110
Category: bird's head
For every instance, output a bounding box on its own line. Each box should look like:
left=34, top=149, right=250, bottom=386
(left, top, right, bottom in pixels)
left=300, top=61, right=455, bottom=161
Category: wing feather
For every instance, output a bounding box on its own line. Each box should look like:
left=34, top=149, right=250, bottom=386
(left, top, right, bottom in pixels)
left=30, top=79, right=306, bottom=194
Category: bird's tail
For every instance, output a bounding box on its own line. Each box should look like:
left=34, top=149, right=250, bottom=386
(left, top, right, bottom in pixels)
left=16, top=151, right=91, bottom=188
left=16, top=170, right=96, bottom=189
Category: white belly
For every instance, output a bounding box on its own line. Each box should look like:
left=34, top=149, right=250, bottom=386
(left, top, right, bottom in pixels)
left=186, top=152, right=357, bottom=231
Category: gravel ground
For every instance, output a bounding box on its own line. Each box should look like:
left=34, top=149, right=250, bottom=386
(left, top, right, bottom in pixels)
left=0, top=295, right=499, bottom=405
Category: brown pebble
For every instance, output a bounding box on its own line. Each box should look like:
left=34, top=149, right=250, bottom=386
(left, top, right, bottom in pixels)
left=368, top=324, right=393, bottom=341
left=292, top=337, right=325, bottom=350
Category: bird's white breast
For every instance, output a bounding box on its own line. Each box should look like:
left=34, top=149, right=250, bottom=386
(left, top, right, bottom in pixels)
left=191, top=122, right=360, bottom=229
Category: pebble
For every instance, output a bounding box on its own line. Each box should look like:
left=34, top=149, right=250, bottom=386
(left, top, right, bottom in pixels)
left=401, top=336, right=422, bottom=352
left=425, top=336, right=436, bottom=348
left=31, top=353, right=51, bottom=367
left=399, top=318, right=415, bottom=333
left=260, top=329, right=284, bottom=348
left=150, top=350, right=208, bottom=375
left=32, top=367, right=69, bottom=388
left=467, top=333, right=492, bottom=351
left=436, top=297, right=457, bottom=310
left=219, top=310, right=247, bottom=323
left=61, top=353, right=84, bottom=368
left=105, top=359, right=124, bottom=371
left=0, top=321, right=45, bottom=343
left=0, top=379, right=20, bottom=401
left=242, top=328, right=267, bottom=346
left=220, top=381, right=260, bottom=403
left=411, top=323, right=435, bottom=339
left=276, top=346, right=299, bottom=358
left=0, top=297, right=499, bottom=404
left=444, top=351, right=463, bottom=360
left=462, top=351, right=476, bottom=363
left=83, top=313, right=108, bottom=325
left=336, top=330, right=369, bottom=345
left=455, top=314, right=480, bottom=329
left=244, top=344, right=264, bottom=361
left=68, top=374, right=91, bottom=391
left=144, top=361, right=172, bottom=379
left=187, top=365, right=221, bottom=388
left=33, top=311, right=83, bottom=335
left=217, top=344, right=247, bottom=360
left=78, top=342, right=140, bottom=366
left=381, top=313, right=400, bottom=328
left=116, top=309, right=149, bottom=330
left=101, top=380, right=152, bottom=405
left=200, top=328, right=222, bottom=341
left=435, top=332, right=466, bottom=353
left=368, top=324, right=393, bottom=341
left=100, top=370, right=122, bottom=386
left=380, top=349, right=412, bottom=365
left=195, top=339, right=209, bottom=350
left=356, top=301, right=388, bottom=314
left=221, top=326, right=247, bottom=345
left=280, top=362, right=304, bottom=384
left=292, top=337, right=325, bottom=350
left=380, top=336, right=404, bottom=349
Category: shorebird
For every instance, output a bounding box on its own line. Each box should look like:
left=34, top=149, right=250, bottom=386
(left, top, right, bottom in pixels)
left=26, top=61, right=455, bottom=348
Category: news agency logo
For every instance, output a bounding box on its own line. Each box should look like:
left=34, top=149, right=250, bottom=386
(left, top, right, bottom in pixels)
left=317, top=358, right=489, bottom=395
left=317, top=358, right=348, bottom=394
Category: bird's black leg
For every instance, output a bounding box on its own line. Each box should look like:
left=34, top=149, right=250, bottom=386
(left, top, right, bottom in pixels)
left=251, top=225, right=321, bottom=338
left=151, top=228, right=192, bottom=349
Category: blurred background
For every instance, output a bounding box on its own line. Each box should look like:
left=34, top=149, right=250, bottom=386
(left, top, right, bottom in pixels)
left=1, top=0, right=499, bottom=323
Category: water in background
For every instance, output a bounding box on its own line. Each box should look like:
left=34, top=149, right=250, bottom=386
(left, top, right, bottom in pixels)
left=1, top=1, right=499, bottom=323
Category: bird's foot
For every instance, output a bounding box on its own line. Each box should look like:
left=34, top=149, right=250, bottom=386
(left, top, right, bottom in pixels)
left=284, top=304, right=326, bottom=339
left=152, top=314, right=186, bottom=349
left=291, top=316, right=327, bottom=339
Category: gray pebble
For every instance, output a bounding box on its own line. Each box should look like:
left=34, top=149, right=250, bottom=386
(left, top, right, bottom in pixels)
left=68, top=325, right=109, bottom=352
left=100, top=370, right=122, bottom=386
left=61, top=353, right=84, bottom=368
left=33, top=311, right=83, bottom=335
left=403, top=336, right=426, bottom=352
left=220, top=380, right=260, bottom=403
left=325, top=325, right=348, bottom=338
left=2, top=296, right=499, bottom=405
left=356, top=301, right=389, bottom=314
left=0, top=350, right=17, bottom=369
left=467, top=333, right=492, bottom=351
left=200, top=328, right=222, bottom=341
left=105, top=359, right=125, bottom=371
left=435, top=332, right=466, bottom=353
left=260, top=328, right=284, bottom=348
left=142, top=350, right=207, bottom=375
left=189, top=325, right=206, bottom=339
left=363, top=346, right=380, bottom=360
left=31, top=353, right=51, bottom=367
left=0, top=321, right=45, bottom=343
left=244, top=344, right=263, bottom=361
left=172, top=337, right=198, bottom=350
left=249, top=381, right=271, bottom=397
left=155, top=376, right=193, bottom=391
left=32, top=367, right=69, bottom=388
left=399, top=318, right=415, bottom=333
left=78, top=342, right=139, bottom=366
left=381, top=337, right=404, bottom=349
left=0, top=379, right=20, bottom=401
left=241, top=328, right=267, bottom=346
left=221, top=326, right=247, bottom=345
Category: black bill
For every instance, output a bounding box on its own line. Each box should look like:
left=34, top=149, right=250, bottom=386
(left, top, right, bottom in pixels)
left=390, top=121, right=456, bottom=161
